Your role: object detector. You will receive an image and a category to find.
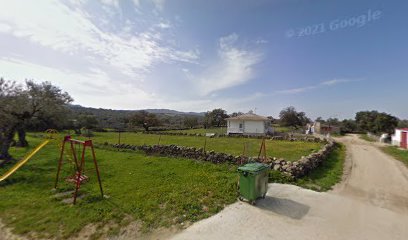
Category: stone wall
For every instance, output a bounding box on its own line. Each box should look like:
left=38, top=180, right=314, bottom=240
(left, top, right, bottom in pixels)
left=109, top=139, right=337, bottom=179
left=268, top=140, right=337, bottom=178
left=143, top=131, right=323, bottom=143
left=110, top=143, right=246, bottom=165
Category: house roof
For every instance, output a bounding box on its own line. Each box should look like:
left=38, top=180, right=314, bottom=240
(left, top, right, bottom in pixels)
left=397, top=128, right=408, bottom=131
left=226, top=113, right=269, bottom=121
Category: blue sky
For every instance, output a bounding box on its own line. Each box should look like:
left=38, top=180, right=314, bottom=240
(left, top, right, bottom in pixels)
left=0, top=0, right=407, bottom=119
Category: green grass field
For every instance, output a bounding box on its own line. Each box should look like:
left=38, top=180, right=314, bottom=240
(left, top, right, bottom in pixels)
left=167, top=128, right=227, bottom=135
left=167, top=126, right=294, bottom=134
left=381, top=146, right=408, bottom=166
left=271, top=124, right=292, bottom=133
left=0, top=136, right=238, bottom=238
left=89, top=132, right=322, bottom=161
left=0, top=132, right=341, bottom=239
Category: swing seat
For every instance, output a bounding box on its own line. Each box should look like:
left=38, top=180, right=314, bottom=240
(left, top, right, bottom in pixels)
left=66, top=172, right=89, bottom=184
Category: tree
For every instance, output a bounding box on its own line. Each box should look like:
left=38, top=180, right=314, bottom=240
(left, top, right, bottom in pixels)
left=0, top=79, right=72, bottom=160
left=77, top=114, right=99, bottom=129
left=205, top=108, right=229, bottom=128
left=128, top=111, right=160, bottom=131
left=398, top=120, right=408, bottom=128
left=279, top=106, right=310, bottom=129
left=230, top=112, right=244, bottom=118
left=203, top=111, right=212, bottom=129
left=355, top=111, right=398, bottom=134
left=340, top=119, right=358, bottom=133
left=326, top=118, right=340, bottom=126
left=184, top=116, right=198, bottom=129
left=315, top=117, right=325, bottom=123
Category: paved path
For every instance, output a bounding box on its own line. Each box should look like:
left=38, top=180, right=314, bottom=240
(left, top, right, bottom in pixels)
left=171, top=134, right=408, bottom=240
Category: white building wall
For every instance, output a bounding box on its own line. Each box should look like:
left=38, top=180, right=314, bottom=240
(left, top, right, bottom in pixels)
left=243, top=121, right=265, bottom=134
left=392, top=129, right=402, bottom=146
left=227, top=120, right=244, bottom=134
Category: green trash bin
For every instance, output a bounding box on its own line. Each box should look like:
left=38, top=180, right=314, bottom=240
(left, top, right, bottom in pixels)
left=237, top=162, right=270, bottom=205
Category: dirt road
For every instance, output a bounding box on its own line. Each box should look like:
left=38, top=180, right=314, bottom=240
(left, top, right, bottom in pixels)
left=171, top=134, right=408, bottom=240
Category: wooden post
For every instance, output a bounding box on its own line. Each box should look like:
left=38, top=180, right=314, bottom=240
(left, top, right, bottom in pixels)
left=257, top=138, right=267, bottom=162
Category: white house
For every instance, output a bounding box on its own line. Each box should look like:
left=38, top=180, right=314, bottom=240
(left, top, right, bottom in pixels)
left=226, top=113, right=272, bottom=136
left=391, top=128, right=408, bottom=149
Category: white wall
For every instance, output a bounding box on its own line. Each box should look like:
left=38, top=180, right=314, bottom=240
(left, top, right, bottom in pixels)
left=227, top=120, right=266, bottom=135
left=391, top=129, right=408, bottom=147
left=227, top=120, right=243, bottom=134
left=243, top=121, right=265, bottom=134
left=392, top=129, right=401, bottom=146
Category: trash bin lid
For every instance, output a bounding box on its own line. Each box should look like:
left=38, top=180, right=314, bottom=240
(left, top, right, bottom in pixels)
left=238, top=162, right=269, bottom=173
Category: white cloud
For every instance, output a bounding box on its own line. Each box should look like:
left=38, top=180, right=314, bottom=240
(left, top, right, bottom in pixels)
left=132, top=0, right=166, bottom=11
left=219, top=33, right=239, bottom=49
left=0, top=23, right=12, bottom=32
left=0, top=55, right=268, bottom=113
left=0, top=1, right=267, bottom=113
left=0, top=1, right=197, bottom=79
left=156, top=22, right=171, bottom=29
left=255, top=39, right=268, bottom=44
left=193, top=33, right=262, bottom=96
left=101, top=0, right=120, bottom=9
left=132, top=0, right=141, bottom=7
left=0, top=57, right=157, bottom=109
left=275, top=78, right=361, bottom=95
left=321, top=78, right=360, bottom=86
left=151, top=0, right=166, bottom=11
left=276, top=86, right=317, bottom=94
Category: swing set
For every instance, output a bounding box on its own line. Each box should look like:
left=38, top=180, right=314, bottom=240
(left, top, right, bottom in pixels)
left=54, top=136, right=104, bottom=204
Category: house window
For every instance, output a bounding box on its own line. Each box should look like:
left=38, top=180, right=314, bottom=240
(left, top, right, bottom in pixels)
left=239, top=123, right=243, bottom=129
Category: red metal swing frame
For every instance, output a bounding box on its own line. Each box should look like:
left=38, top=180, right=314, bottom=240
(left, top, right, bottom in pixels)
left=54, top=136, right=103, bottom=204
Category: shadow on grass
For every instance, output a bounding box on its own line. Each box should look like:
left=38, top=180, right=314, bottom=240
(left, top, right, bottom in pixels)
left=256, top=196, right=310, bottom=220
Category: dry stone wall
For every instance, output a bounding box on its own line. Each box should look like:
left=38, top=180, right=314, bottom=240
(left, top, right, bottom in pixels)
left=143, top=131, right=323, bottom=143
left=109, top=139, right=337, bottom=179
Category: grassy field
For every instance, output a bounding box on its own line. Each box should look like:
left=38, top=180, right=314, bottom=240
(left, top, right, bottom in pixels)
left=89, top=132, right=322, bottom=161
left=0, top=132, right=334, bottom=239
left=271, top=124, right=292, bottom=133
left=167, top=128, right=227, bottom=135
left=269, top=144, right=346, bottom=191
left=167, top=126, right=294, bottom=135
left=381, top=146, right=408, bottom=166
left=0, top=136, right=238, bottom=239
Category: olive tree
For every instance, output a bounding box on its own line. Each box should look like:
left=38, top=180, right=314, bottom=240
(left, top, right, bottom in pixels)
left=0, top=79, right=72, bottom=160
left=279, top=106, right=310, bottom=129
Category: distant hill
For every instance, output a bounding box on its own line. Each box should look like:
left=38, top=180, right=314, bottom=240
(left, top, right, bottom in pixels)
left=67, top=105, right=205, bottom=129
left=143, top=109, right=205, bottom=116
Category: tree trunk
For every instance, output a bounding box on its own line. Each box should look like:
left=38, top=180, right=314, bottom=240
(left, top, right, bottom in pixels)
left=0, top=127, right=16, bottom=160
left=16, top=128, right=28, bottom=147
